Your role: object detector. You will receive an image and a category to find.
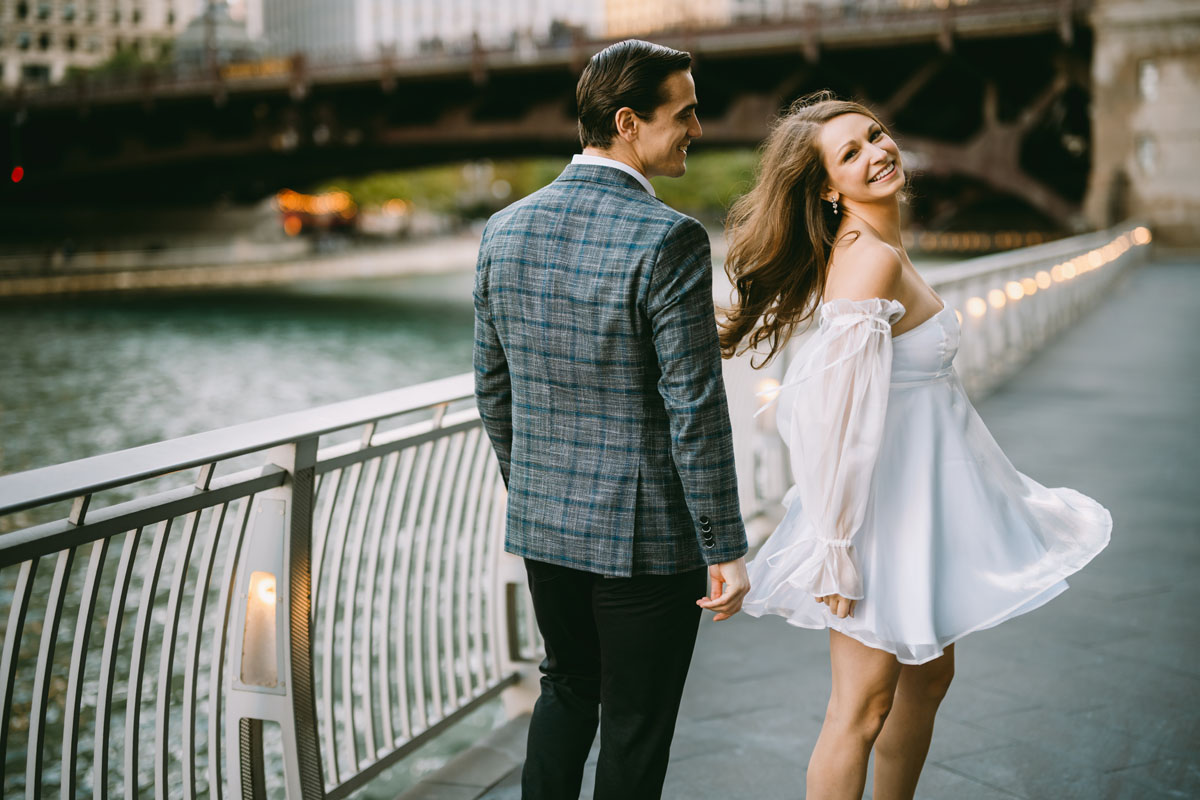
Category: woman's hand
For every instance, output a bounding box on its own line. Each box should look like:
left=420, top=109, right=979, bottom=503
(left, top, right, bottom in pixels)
left=815, top=593, right=856, bottom=619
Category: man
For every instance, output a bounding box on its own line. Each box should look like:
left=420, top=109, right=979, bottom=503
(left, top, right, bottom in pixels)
left=473, top=39, right=749, bottom=800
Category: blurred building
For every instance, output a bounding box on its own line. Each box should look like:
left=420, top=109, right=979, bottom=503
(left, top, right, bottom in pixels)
left=605, top=0, right=732, bottom=37
left=171, top=1, right=261, bottom=70
left=1086, top=0, right=1200, bottom=245
left=0, top=0, right=210, bottom=87
left=261, top=0, right=603, bottom=62
left=605, top=0, right=848, bottom=37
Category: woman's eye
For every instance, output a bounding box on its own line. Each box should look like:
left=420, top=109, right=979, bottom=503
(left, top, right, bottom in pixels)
left=844, top=150, right=856, bottom=162
left=871, top=129, right=882, bottom=140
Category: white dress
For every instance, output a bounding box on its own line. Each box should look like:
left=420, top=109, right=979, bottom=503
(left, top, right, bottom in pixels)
left=743, top=298, right=1112, bottom=664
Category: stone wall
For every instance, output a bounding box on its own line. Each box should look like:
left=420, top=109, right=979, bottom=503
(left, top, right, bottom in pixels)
left=1086, top=0, right=1200, bottom=246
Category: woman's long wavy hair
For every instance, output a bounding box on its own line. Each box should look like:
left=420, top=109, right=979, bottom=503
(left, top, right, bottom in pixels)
left=719, top=92, right=894, bottom=367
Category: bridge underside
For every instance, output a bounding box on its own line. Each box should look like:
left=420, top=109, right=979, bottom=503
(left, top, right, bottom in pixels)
left=1, top=20, right=1092, bottom=231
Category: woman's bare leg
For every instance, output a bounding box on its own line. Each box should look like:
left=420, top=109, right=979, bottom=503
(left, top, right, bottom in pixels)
left=806, top=630, right=902, bottom=800
left=872, top=644, right=955, bottom=800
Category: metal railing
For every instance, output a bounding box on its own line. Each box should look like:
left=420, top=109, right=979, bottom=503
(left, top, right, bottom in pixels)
left=0, top=222, right=1150, bottom=797
left=0, top=374, right=535, bottom=799
left=729, top=222, right=1153, bottom=522
left=6, top=0, right=1085, bottom=104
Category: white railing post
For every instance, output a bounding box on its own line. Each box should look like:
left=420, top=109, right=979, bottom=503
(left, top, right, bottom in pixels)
left=225, top=438, right=325, bottom=800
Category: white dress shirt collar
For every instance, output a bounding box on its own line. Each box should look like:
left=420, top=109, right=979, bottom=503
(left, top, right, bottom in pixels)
left=571, top=153, right=656, bottom=197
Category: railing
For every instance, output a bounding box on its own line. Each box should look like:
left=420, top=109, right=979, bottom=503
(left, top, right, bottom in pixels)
left=0, top=374, right=535, bottom=799
left=0, top=223, right=1150, bottom=798
left=6, top=0, right=1086, bottom=104
left=731, top=222, right=1153, bottom=521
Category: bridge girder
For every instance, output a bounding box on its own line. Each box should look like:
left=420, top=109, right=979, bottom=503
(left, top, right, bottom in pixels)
left=1, top=3, right=1093, bottom=231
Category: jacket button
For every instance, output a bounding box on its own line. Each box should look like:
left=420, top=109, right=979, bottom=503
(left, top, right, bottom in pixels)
left=698, top=515, right=711, bottom=525
left=703, top=540, right=715, bottom=549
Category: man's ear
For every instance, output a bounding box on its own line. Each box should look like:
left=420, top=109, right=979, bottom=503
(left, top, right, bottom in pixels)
left=614, top=107, right=639, bottom=143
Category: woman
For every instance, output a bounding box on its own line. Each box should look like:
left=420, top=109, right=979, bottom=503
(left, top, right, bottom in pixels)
left=720, top=92, right=1111, bottom=800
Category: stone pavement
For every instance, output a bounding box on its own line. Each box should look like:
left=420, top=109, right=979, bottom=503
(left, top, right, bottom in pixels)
left=402, top=257, right=1200, bottom=800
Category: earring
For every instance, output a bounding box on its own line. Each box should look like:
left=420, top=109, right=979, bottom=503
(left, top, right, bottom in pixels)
left=832, top=198, right=839, bottom=215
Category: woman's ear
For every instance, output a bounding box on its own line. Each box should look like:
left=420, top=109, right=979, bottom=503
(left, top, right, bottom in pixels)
left=614, top=107, right=639, bottom=142
left=821, top=190, right=839, bottom=204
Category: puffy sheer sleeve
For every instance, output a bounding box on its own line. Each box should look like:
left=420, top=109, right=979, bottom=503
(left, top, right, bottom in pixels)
left=767, top=297, right=905, bottom=600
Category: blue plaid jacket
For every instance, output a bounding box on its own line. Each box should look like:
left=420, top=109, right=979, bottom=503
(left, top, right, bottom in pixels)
left=473, top=163, right=747, bottom=576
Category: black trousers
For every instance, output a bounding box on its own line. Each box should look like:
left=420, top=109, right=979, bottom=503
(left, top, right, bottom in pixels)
left=521, top=558, right=707, bottom=800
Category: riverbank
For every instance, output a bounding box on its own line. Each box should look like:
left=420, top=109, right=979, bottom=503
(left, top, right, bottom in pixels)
left=0, top=231, right=486, bottom=298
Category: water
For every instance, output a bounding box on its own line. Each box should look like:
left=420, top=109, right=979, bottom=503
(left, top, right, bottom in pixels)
left=0, top=271, right=478, bottom=477
left=0, top=267, right=495, bottom=798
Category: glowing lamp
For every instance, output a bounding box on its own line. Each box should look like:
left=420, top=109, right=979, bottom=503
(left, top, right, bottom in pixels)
left=966, top=297, right=987, bottom=318
left=1005, top=281, right=1024, bottom=300
left=987, top=289, right=1007, bottom=309
left=1021, top=277, right=1038, bottom=295
left=1132, top=226, right=1152, bottom=245
left=241, top=571, right=279, bottom=687
left=756, top=377, right=781, bottom=407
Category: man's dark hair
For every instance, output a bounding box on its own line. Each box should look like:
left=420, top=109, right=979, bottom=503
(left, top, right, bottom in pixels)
left=576, top=39, right=693, bottom=149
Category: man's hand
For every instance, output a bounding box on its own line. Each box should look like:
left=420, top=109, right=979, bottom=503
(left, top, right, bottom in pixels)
left=815, top=593, right=856, bottom=619
left=696, top=557, right=750, bottom=621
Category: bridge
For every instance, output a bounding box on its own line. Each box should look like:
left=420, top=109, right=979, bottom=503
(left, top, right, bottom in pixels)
left=1, top=0, right=1095, bottom=231
left=3, top=222, right=1193, bottom=800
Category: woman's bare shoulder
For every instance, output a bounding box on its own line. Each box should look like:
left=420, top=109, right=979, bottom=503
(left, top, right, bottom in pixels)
left=825, top=232, right=903, bottom=302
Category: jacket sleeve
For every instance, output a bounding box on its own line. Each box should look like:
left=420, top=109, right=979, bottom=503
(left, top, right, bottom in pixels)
left=773, top=297, right=904, bottom=599
left=472, top=225, right=512, bottom=487
left=646, top=216, right=748, bottom=565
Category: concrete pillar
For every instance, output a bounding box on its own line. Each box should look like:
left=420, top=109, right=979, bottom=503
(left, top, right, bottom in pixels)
left=1086, top=0, right=1200, bottom=246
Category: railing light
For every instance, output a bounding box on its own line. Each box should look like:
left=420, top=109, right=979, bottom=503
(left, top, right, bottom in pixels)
left=966, top=297, right=987, bottom=318
left=988, top=289, right=1007, bottom=309
left=756, top=378, right=781, bottom=407
left=1051, top=264, right=1064, bottom=282
left=1062, top=263, right=1078, bottom=280
left=1021, top=277, right=1038, bottom=295
left=1005, top=281, right=1024, bottom=300
left=1035, top=270, right=1052, bottom=289
left=1132, top=226, right=1152, bottom=245
left=241, top=571, right=279, bottom=688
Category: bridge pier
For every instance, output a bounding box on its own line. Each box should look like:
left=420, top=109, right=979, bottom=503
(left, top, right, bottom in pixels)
left=1085, top=0, right=1200, bottom=245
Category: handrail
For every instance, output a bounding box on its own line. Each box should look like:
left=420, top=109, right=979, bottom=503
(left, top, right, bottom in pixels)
left=0, top=373, right=473, bottom=516
left=0, top=222, right=1150, bottom=799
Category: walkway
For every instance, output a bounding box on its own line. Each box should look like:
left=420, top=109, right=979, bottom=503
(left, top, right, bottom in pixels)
left=404, top=256, right=1200, bottom=799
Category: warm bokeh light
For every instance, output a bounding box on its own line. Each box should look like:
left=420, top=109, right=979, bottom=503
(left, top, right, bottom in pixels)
left=1035, top=270, right=1052, bottom=289
left=1088, top=250, right=1103, bottom=269
left=1062, top=263, right=1078, bottom=280
left=757, top=377, right=781, bottom=406
left=255, top=573, right=277, bottom=606
left=1132, top=226, right=1152, bottom=245
left=283, top=216, right=302, bottom=236
left=1021, top=277, right=1038, bottom=295
left=988, top=289, right=1007, bottom=309
left=1005, top=281, right=1025, bottom=300
left=383, top=198, right=410, bottom=216
left=1051, top=264, right=1064, bottom=282
left=966, top=297, right=987, bottom=318
left=10, top=166, right=23, bottom=183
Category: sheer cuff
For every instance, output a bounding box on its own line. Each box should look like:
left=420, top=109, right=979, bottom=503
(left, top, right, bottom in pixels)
left=767, top=537, right=864, bottom=600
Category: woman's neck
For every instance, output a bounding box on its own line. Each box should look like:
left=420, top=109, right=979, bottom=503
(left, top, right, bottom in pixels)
left=840, top=199, right=903, bottom=251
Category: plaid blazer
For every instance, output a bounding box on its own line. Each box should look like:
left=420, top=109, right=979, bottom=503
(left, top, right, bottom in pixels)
left=473, top=163, right=747, bottom=576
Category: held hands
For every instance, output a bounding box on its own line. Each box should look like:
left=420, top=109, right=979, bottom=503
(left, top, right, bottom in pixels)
left=815, top=593, right=856, bottom=619
left=697, top=557, right=750, bottom=621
